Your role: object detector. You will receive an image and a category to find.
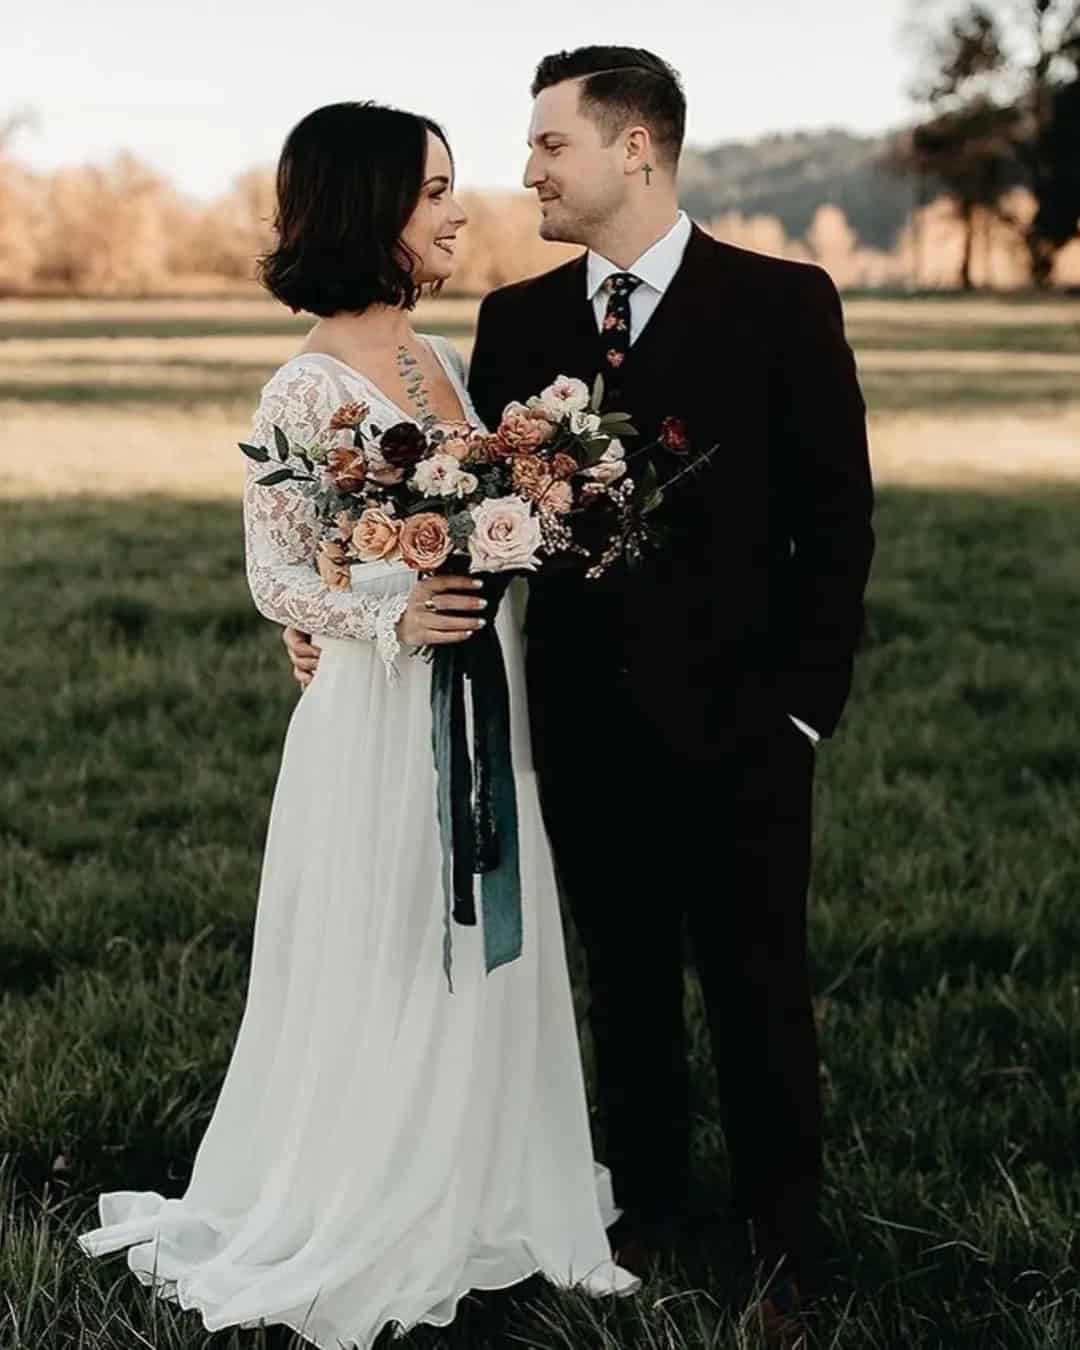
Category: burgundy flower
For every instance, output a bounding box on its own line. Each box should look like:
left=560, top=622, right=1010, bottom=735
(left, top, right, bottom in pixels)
left=380, top=421, right=428, bottom=470
left=660, top=416, right=690, bottom=454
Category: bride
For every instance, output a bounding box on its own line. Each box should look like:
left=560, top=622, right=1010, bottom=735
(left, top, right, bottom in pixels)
left=76, top=101, right=640, bottom=1348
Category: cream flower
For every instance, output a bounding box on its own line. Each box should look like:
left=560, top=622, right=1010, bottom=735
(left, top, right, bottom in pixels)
left=585, top=438, right=627, bottom=486
left=537, top=376, right=591, bottom=421
left=569, top=409, right=601, bottom=436
left=468, top=496, right=543, bottom=573
left=412, top=452, right=475, bottom=499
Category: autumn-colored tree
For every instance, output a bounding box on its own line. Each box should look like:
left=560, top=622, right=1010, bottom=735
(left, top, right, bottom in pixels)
left=0, top=108, right=40, bottom=294
left=37, top=152, right=177, bottom=294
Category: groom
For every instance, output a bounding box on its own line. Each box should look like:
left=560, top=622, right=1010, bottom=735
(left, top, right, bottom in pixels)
left=285, top=45, right=874, bottom=1324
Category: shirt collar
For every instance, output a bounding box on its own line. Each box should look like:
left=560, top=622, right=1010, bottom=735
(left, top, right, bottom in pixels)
left=586, top=210, right=692, bottom=301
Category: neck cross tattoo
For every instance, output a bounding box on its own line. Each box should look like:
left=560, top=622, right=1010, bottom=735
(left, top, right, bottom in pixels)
left=396, top=344, right=435, bottom=425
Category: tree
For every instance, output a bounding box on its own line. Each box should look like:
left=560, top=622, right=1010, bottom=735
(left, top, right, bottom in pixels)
left=900, top=0, right=1080, bottom=286
left=887, top=98, right=1021, bottom=287
left=889, top=6, right=1022, bottom=287
left=1016, top=1, right=1080, bottom=281
left=0, top=108, right=40, bottom=294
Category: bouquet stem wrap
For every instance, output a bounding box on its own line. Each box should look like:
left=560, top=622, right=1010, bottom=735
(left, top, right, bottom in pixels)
left=430, top=575, right=521, bottom=993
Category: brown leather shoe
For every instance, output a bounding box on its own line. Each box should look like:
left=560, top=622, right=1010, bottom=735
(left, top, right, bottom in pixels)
left=756, top=1273, right=806, bottom=1349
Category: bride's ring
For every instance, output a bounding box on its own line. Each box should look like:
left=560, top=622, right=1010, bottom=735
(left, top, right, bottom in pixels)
left=422, top=598, right=438, bottom=612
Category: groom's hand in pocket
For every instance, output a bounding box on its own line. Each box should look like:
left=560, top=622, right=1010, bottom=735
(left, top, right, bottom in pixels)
left=398, top=576, right=487, bottom=649
left=283, top=626, right=321, bottom=690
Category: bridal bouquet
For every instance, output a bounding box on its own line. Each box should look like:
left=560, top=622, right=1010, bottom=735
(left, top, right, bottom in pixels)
left=242, top=373, right=716, bottom=993
left=240, top=373, right=704, bottom=589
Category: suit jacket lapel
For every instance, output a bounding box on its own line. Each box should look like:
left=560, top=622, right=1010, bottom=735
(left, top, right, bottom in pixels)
left=621, top=224, right=719, bottom=384
left=560, top=253, right=602, bottom=380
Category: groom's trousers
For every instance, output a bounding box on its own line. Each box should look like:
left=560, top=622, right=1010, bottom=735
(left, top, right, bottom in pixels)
left=528, top=665, right=823, bottom=1278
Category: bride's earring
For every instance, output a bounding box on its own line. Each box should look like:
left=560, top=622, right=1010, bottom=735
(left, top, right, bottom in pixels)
left=643, top=164, right=654, bottom=186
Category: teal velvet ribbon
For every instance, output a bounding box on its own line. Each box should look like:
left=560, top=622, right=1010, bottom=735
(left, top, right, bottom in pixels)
left=430, top=579, right=522, bottom=993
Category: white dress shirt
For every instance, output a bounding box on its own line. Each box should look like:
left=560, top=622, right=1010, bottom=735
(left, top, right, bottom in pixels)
left=585, top=211, right=821, bottom=746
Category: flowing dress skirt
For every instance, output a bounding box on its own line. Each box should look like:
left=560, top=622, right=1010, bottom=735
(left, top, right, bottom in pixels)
left=77, top=581, right=639, bottom=1348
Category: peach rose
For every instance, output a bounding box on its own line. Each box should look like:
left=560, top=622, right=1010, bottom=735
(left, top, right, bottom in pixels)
left=511, top=455, right=553, bottom=502
left=551, top=452, right=579, bottom=480
left=326, top=447, right=367, bottom=493
left=351, top=508, right=402, bottom=562
left=468, top=496, right=542, bottom=573
left=495, top=402, right=554, bottom=455
left=400, top=512, right=454, bottom=571
left=442, top=435, right=471, bottom=461
left=316, top=538, right=351, bottom=591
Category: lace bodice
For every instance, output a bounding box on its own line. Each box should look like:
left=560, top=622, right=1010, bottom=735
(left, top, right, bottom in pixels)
left=242, top=335, right=479, bottom=681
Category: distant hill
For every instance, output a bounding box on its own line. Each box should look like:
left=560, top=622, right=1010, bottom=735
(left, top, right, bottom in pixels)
left=679, top=127, right=918, bottom=250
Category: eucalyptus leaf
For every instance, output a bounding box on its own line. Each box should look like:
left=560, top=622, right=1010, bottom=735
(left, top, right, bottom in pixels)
left=238, top=442, right=270, bottom=463
left=256, top=468, right=295, bottom=486
left=273, top=425, right=290, bottom=461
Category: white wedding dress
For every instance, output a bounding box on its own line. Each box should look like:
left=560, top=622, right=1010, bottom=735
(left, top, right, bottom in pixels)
left=76, top=336, right=640, bottom=1348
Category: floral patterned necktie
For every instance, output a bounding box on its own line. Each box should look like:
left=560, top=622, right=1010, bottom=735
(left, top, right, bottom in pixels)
left=600, top=272, right=643, bottom=370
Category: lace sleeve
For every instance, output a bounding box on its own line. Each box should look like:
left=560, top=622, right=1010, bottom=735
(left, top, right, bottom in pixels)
left=243, top=360, right=414, bottom=682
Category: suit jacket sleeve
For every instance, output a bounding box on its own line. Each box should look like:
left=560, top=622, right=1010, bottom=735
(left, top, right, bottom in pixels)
left=776, top=265, right=874, bottom=737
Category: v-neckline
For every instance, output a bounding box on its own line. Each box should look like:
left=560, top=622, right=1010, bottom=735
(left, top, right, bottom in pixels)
left=290, top=334, right=474, bottom=428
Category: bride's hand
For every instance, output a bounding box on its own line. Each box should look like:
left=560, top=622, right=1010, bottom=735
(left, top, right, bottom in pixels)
left=398, top=576, right=488, bottom=648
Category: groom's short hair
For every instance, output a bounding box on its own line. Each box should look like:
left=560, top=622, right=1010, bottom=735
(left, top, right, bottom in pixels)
left=531, top=46, right=686, bottom=168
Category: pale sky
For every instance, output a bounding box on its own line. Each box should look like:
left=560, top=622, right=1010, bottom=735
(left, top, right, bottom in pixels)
left=5, top=0, right=917, bottom=201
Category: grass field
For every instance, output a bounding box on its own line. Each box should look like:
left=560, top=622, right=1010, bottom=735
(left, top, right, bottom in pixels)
left=2, top=293, right=1080, bottom=1348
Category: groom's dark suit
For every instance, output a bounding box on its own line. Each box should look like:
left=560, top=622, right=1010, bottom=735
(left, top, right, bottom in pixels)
left=467, top=222, right=874, bottom=1280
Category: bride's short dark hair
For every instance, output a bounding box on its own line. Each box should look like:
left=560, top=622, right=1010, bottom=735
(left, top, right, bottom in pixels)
left=258, top=101, right=452, bottom=317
